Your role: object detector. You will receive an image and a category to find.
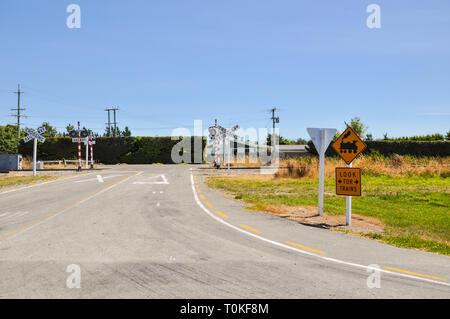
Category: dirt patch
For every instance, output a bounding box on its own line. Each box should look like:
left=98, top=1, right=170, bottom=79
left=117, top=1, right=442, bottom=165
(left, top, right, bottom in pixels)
left=261, top=205, right=385, bottom=233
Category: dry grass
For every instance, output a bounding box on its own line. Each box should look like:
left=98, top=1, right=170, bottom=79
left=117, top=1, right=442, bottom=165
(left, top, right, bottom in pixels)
left=275, top=155, right=450, bottom=178
left=21, top=157, right=84, bottom=169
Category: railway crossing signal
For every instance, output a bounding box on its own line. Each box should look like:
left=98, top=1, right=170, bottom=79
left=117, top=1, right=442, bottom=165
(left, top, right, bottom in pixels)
left=332, top=127, right=367, bottom=165
left=332, top=127, right=367, bottom=226
left=23, top=127, right=46, bottom=176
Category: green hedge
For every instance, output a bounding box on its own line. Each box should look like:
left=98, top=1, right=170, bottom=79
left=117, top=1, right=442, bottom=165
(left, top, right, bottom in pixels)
left=18, top=137, right=206, bottom=164
left=306, top=140, right=450, bottom=157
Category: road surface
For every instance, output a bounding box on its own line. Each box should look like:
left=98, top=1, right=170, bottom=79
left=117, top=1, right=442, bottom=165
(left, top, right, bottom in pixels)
left=0, top=165, right=449, bottom=298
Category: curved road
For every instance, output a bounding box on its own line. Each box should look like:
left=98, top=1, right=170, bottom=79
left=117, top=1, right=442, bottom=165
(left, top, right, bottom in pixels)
left=0, top=165, right=448, bottom=298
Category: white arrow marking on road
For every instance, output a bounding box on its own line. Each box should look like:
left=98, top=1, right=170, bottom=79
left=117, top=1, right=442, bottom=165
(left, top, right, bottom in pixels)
left=97, top=175, right=104, bottom=183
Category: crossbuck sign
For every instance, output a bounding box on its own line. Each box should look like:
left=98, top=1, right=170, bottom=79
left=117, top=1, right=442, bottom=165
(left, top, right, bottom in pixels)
left=24, top=127, right=46, bottom=176
left=24, top=127, right=46, bottom=143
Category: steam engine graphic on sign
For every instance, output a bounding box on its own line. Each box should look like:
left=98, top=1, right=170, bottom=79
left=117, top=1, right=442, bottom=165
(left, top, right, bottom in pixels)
left=339, top=131, right=358, bottom=154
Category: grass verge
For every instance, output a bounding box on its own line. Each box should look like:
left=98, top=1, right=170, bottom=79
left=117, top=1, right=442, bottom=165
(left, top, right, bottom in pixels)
left=206, top=174, right=450, bottom=255
left=0, top=175, right=56, bottom=189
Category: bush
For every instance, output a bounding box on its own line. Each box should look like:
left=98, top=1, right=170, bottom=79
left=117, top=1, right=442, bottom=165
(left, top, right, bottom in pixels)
left=306, top=140, right=450, bottom=157
left=18, top=136, right=206, bottom=164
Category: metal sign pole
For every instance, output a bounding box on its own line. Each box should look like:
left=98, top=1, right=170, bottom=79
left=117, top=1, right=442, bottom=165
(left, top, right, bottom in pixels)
left=33, top=138, right=37, bottom=177
left=90, top=137, right=94, bottom=169
left=346, top=162, right=352, bottom=226
left=227, top=137, right=231, bottom=174
left=85, top=141, right=89, bottom=169
left=318, top=130, right=326, bottom=216
left=77, top=122, right=82, bottom=172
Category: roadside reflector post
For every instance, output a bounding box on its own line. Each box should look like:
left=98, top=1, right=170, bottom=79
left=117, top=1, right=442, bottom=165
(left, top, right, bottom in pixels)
left=307, top=128, right=337, bottom=216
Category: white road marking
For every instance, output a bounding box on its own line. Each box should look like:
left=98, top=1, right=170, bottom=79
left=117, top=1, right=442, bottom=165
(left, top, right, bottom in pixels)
left=0, top=211, right=29, bottom=221
left=133, top=174, right=169, bottom=185
left=75, top=175, right=121, bottom=183
left=97, top=175, right=104, bottom=183
left=189, top=174, right=450, bottom=288
left=1, top=172, right=143, bottom=242
left=157, top=202, right=161, bottom=207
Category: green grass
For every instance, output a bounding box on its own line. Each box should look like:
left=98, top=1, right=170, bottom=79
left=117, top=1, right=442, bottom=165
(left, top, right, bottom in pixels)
left=206, top=174, right=450, bottom=255
left=0, top=175, right=55, bottom=189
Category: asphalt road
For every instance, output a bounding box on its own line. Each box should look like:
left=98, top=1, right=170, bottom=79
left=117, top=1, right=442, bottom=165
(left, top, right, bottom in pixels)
left=0, top=165, right=448, bottom=298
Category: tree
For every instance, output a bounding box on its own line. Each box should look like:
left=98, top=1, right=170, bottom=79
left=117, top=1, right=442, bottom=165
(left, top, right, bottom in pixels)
left=296, top=137, right=308, bottom=145
left=446, top=131, right=450, bottom=141
left=122, top=126, right=132, bottom=137
left=0, top=125, right=24, bottom=154
left=66, top=124, right=75, bottom=134
left=345, top=117, right=368, bottom=137
left=266, top=134, right=296, bottom=146
left=40, top=122, right=58, bottom=138
left=365, top=133, right=373, bottom=141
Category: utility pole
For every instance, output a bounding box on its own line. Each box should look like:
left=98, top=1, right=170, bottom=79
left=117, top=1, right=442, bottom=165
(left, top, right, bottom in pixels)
left=105, top=107, right=119, bottom=137
left=105, top=108, right=111, bottom=137
left=112, top=108, right=119, bottom=137
left=270, top=107, right=279, bottom=134
left=10, top=84, right=27, bottom=152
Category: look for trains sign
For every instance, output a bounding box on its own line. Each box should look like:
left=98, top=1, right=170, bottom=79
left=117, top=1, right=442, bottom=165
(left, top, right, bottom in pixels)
left=336, top=168, right=361, bottom=196
left=332, top=127, right=367, bottom=165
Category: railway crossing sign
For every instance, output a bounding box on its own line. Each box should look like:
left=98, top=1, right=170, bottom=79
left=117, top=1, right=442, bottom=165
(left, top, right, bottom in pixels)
left=332, top=127, right=367, bottom=165
left=72, top=138, right=88, bottom=143
left=336, top=167, right=361, bottom=196
left=23, top=127, right=46, bottom=176
left=24, top=127, right=46, bottom=143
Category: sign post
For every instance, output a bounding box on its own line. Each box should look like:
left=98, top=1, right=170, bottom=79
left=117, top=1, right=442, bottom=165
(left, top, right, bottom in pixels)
left=24, top=127, right=46, bottom=177
left=307, top=128, right=337, bottom=216
left=70, top=124, right=89, bottom=172
left=209, top=124, right=239, bottom=173
left=332, top=127, right=367, bottom=226
left=89, top=136, right=95, bottom=169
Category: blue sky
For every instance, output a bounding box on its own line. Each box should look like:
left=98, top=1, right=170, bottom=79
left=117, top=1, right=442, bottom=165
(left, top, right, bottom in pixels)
left=0, top=0, right=449, bottom=140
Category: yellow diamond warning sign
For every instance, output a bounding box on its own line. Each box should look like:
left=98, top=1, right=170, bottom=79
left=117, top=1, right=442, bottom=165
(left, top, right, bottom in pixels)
left=336, top=168, right=361, bottom=196
left=332, top=127, right=367, bottom=165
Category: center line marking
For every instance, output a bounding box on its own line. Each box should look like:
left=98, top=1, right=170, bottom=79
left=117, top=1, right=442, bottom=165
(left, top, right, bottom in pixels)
left=199, top=194, right=205, bottom=200
left=204, top=201, right=212, bottom=207
left=287, top=241, right=326, bottom=255
left=189, top=173, right=450, bottom=288
left=215, top=210, right=228, bottom=219
left=0, top=171, right=142, bottom=241
left=383, top=266, right=447, bottom=282
left=239, top=224, right=262, bottom=234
